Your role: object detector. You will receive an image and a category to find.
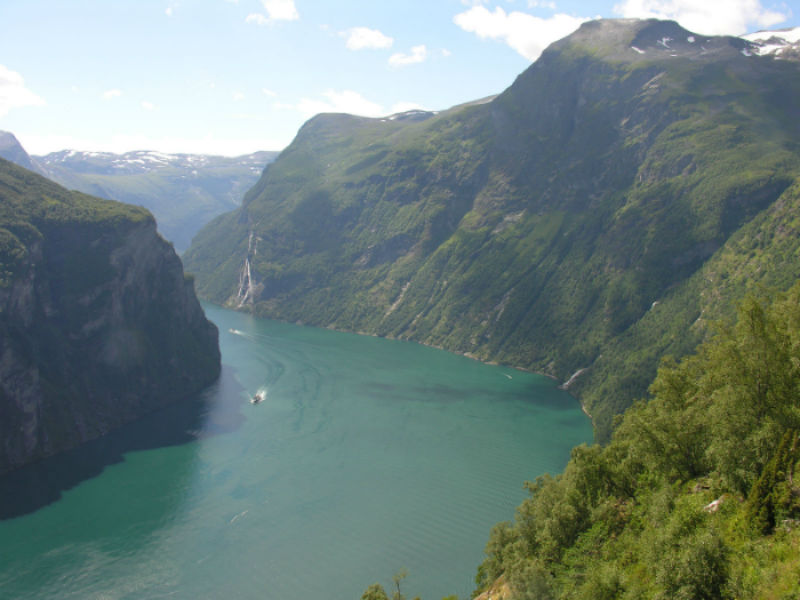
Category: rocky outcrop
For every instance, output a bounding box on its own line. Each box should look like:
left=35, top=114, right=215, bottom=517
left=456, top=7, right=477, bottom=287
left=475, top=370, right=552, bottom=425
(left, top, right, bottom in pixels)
left=0, top=158, right=220, bottom=473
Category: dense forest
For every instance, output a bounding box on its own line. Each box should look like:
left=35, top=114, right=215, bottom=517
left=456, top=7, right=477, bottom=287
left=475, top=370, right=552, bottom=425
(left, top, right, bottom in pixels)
left=469, top=284, right=800, bottom=599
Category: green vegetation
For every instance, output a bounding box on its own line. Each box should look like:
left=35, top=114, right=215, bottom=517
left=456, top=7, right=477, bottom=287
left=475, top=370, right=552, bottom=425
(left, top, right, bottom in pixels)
left=359, top=570, right=428, bottom=600
left=0, top=157, right=152, bottom=294
left=473, top=284, right=800, bottom=599
left=37, top=150, right=277, bottom=252
left=185, top=19, right=800, bottom=440
left=0, top=162, right=151, bottom=228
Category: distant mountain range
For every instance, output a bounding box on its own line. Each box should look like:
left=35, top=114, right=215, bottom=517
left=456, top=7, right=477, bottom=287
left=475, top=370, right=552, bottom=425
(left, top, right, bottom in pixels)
left=0, top=131, right=278, bottom=252
left=183, top=18, right=800, bottom=440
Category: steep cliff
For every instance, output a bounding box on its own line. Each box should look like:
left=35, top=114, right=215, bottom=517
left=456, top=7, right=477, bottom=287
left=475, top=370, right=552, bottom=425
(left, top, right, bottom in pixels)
left=0, top=158, right=220, bottom=473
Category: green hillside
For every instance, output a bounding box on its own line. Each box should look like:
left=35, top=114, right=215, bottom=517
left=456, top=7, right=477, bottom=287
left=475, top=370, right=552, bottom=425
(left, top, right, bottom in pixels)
left=471, top=284, right=800, bottom=600
left=184, top=18, right=800, bottom=440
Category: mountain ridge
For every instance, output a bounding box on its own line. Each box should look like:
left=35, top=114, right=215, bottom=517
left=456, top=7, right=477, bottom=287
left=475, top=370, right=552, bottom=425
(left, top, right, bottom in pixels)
left=0, top=131, right=43, bottom=175
left=0, top=131, right=279, bottom=253
left=184, top=17, right=800, bottom=440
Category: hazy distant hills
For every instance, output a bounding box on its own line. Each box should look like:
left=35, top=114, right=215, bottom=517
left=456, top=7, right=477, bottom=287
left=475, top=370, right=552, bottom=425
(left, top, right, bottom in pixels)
left=0, top=131, right=278, bottom=253
left=184, top=18, right=800, bottom=439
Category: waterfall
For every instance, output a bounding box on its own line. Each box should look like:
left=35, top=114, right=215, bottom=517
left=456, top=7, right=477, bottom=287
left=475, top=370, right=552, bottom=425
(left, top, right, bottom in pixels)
left=236, top=231, right=258, bottom=306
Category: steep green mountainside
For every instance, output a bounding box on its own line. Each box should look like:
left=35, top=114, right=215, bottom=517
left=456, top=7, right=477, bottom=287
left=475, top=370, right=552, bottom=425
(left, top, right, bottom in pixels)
left=184, top=18, right=800, bottom=440
left=471, top=285, right=800, bottom=600
left=33, top=147, right=278, bottom=253
left=0, top=158, right=220, bottom=473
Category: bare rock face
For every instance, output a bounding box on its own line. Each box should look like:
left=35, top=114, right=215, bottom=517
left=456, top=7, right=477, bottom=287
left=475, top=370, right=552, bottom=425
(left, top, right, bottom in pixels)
left=0, top=158, right=220, bottom=473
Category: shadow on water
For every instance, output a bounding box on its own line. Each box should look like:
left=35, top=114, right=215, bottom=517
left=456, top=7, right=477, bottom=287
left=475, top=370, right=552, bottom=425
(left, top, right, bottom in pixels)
left=0, top=364, right=246, bottom=521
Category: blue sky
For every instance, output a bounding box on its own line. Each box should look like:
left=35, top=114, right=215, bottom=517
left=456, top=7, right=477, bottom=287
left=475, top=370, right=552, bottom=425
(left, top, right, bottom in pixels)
left=1, top=0, right=797, bottom=156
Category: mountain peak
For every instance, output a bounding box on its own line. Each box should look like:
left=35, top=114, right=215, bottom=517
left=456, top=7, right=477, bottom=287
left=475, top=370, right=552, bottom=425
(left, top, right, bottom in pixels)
left=550, top=18, right=755, bottom=62
left=0, top=130, right=39, bottom=173
left=742, top=26, right=800, bottom=60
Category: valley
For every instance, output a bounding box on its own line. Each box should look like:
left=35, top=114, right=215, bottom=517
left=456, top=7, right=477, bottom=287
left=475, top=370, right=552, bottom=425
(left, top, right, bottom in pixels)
left=0, top=303, right=591, bottom=599
left=184, top=19, right=800, bottom=441
left=2, top=12, right=800, bottom=600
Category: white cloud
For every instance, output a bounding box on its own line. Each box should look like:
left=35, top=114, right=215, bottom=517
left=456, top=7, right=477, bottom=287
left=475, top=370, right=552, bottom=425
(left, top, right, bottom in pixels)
left=247, top=0, right=298, bottom=25
left=102, top=88, right=123, bottom=100
left=613, top=0, right=788, bottom=35
left=141, top=101, right=156, bottom=110
left=454, top=6, right=587, bottom=61
left=233, top=91, right=245, bottom=101
left=343, top=27, right=394, bottom=50
left=263, top=0, right=298, bottom=20
left=262, top=88, right=277, bottom=97
left=165, top=7, right=173, bottom=17
left=389, top=44, right=428, bottom=66
left=441, top=48, right=453, bottom=57
left=296, top=89, right=385, bottom=118
left=0, top=65, right=45, bottom=117
left=528, top=0, right=556, bottom=9
left=246, top=13, right=269, bottom=25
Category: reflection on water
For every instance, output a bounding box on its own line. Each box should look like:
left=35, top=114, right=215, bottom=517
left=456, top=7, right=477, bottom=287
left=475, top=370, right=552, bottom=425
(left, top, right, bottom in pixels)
left=0, top=366, right=245, bottom=520
left=0, top=303, right=592, bottom=600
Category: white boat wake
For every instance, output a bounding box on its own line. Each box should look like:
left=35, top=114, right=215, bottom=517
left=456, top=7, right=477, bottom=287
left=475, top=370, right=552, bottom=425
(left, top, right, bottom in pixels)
left=251, top=386, right=268, bottom=404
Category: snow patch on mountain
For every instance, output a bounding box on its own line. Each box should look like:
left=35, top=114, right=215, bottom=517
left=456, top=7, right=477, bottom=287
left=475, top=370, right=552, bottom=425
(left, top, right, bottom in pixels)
left=37, top=149, right=275, bottom=176
left=742, top=27, right=800, bottom=58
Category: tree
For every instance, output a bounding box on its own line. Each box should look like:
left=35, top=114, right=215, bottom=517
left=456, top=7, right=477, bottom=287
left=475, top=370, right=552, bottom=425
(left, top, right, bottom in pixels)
left=361, top=583, right=389, bottom=600
left=392, top=568, right=408, bottom=600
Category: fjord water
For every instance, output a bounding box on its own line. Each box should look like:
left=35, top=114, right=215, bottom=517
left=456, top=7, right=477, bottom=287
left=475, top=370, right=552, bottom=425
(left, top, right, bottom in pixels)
left=0, top=304, right=591, bottom=599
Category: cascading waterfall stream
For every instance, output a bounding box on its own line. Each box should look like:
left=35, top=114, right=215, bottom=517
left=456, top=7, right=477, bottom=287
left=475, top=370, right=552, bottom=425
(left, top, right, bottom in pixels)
left=236, top=231, right=258, bottom=307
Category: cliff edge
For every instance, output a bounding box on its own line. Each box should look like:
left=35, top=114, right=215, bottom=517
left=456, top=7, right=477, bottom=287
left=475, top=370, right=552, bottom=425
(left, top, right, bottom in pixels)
left=0, top=158, right=220, bottom=473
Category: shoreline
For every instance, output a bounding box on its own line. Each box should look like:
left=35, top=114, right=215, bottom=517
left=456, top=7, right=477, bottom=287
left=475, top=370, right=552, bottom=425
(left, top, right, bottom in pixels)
left=205, top=299, right=597, bottom=436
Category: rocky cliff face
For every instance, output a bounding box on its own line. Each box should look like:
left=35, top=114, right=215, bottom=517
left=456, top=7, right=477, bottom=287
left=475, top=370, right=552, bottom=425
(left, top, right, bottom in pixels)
left=0, top=158, right=220, bottom=473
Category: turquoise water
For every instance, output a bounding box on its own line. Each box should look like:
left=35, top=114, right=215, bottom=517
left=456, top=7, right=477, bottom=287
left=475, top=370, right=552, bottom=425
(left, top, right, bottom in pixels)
left=0, top=304, right=592, bottom=599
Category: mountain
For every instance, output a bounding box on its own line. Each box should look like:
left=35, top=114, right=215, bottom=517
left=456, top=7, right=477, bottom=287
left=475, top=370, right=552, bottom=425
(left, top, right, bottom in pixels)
left=32, top=148, right=279, bottom=253
left=0, top=157, right=220, bottom=473
left=472, top=284, right=800, bottom=599
left=183, top=18, right=800, bottom=440
left=743, top=26, right=800, bottom=59
left=0, top=131, right=44, bottom=175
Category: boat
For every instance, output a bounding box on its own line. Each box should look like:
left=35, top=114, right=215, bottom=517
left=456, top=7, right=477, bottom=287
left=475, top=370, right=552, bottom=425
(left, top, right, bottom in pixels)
left=251, top=390, right=265, bottom=404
